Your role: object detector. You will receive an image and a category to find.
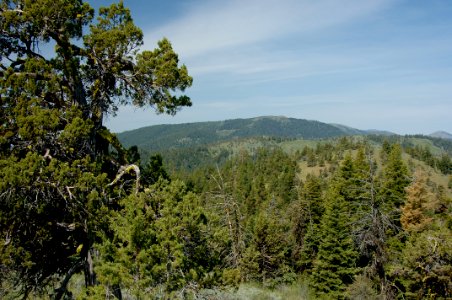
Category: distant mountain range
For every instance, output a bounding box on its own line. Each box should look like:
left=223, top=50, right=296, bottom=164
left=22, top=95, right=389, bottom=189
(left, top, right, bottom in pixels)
left=116, top=116, right=452, bottom=172
left=117, top=116, right=402, bottom=151
left=117, top=116, right=452, bottom=152
left=429, top=131, right=452, bottom=140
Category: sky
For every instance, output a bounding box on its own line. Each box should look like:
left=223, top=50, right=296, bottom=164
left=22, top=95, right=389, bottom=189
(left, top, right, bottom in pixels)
left=101, top=0, right=452, bottom=135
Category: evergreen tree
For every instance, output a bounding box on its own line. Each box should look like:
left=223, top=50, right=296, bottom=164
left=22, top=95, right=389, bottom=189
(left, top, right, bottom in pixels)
left=352, top=146, right=395, bottom=297
left=93, top=180, right=216, bottom=298
left=381, top=144, right=410, bottom=207
left=141, top=153, right=170, bottom=186
left=311, top=173, right=358, bottom=298
left=0, top=0, right=192, bottom=297
left=293, top=174, right=324, bottom=272
left=397, top=228, right=452, bottom=299
left=242, top=210, right=290, bottom=285
left=437, top=153, right=452, bottom=175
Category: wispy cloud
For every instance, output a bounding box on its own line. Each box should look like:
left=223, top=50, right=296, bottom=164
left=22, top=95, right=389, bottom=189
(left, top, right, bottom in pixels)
left=143, top=0, right=394, bottom=58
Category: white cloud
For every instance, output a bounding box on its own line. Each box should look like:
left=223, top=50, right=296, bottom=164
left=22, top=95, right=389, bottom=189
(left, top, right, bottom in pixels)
left=143, top=0, right=394, bottom=58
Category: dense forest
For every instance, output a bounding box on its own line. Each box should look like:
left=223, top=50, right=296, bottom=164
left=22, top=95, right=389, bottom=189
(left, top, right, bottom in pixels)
left=1, top=1, right=451, bottom=299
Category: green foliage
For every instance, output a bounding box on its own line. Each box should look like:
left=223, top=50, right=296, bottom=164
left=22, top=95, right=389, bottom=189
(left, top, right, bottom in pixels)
left=242, top=210, right=291, bottom=286
left=311, top=166, right=359, bottom=297
left=381, top=144, right=410, bottom=207
left=395, top=228, right=452, bottom=299
left=346, top=275, right=379, bottom=300
left=292, top=174, right=324, bottom=272
left=92, top=179, right=219, bottom=297
left=0, top=0, right=192, bottom=297
left=2, top=4, right=451, bottom=296
left=141, top=153, right=170, bottom=186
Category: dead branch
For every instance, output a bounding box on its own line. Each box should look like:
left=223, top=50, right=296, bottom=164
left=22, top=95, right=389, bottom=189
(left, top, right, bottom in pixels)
left=108, top=164, right=141, bottom=194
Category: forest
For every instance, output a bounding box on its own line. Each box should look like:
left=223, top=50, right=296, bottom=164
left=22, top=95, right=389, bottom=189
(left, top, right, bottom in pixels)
left=1, top=1, right=451, bottom=299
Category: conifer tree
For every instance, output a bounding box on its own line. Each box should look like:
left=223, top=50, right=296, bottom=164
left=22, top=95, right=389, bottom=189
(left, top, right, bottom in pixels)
left=397, top=228, right=452, bottom=299
left=352, top=146, right=395, bottom=297
left=311, top=170, right=358, bottom=298
left=381, top=144, right=410, bottom=207
left=293, top=174, right=324, bottom=272
left=242, top=210, right=289, bottom=285
left=92, top=180, right=215, bottom=298
left=401, top=169, right=438, bottom=233
left=0, top=0, right=192, bottom=297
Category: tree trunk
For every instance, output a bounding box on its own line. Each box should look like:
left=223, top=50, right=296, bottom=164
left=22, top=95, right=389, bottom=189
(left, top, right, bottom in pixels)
left=54, top=260, right=83, bottom=300
left=84, top=249, right=97, bottom=287
left=112, top=284, right=123, bottom=300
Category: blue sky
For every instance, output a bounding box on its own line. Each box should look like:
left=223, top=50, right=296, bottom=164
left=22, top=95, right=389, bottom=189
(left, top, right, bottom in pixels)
left=102, top=0, right=452, bottom=134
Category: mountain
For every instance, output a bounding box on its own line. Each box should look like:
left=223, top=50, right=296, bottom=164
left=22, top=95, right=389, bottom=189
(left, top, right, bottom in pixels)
left=329, top=123, right=363, bottom=135
left=117, top=116, right=366, bottom=151
left=364, top=129, right=396, bottom=136
left=430, top=131, right=452, bottom=140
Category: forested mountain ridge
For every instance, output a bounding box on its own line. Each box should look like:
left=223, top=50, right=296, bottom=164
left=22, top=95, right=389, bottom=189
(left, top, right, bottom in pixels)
left=117, top=116, right=369, bottom=151
left=117, top=116, right=452, bottom=155
left=116, top=116, right=452, bottom=176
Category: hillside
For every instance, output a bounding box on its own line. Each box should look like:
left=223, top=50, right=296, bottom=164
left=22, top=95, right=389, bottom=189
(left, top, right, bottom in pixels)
left=430, top=131, right=452, bottom=140
left=117, top=116, right=452, bottom=172
left=117, top=116, right=365, bottom=151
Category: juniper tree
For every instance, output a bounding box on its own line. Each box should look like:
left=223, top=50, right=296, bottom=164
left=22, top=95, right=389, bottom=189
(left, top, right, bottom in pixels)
left=0, top=0, right=192, bottom=297
left=92, top=180, right=214, bottom=298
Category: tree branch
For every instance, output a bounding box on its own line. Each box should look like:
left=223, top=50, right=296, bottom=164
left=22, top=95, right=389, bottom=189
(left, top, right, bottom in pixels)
left=54, top=259, right=84, bottom=300
left=108, top=164, right=141, bottom=194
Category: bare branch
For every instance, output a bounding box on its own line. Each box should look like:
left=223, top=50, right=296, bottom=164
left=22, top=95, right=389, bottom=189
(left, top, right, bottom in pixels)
left=108, top=164, right=141, bottom=194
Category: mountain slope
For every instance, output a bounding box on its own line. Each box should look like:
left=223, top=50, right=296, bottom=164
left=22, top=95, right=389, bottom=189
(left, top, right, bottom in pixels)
left=117, top=116, right=365, bottom=151
left=430, top=131, right=452, bottom=140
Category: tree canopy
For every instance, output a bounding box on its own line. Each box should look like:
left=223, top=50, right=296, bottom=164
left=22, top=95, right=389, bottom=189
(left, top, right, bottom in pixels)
left=0, top=0, right=192, bottom=297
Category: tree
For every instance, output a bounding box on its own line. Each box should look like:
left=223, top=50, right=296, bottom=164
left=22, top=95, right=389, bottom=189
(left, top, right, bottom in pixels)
left=352, top=146, right=396, bottom=297
left=311, top=165, right=358, bottom=298
left=292, top=174, right=324, bottom=272
left=91, top=180, right=216, bottom=298
left=437, top=153, right=451, bottom=175
left=401, top=169, right=438, bottom=233
left=0, top=0, right=192, bottom=297
left=141, top=153, right=170, bottom=186
left=381, top=144, right=410, bottom=208
left=396, top=228, right=452, bottom=299
left=242, top=210, right=290, bottom=285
